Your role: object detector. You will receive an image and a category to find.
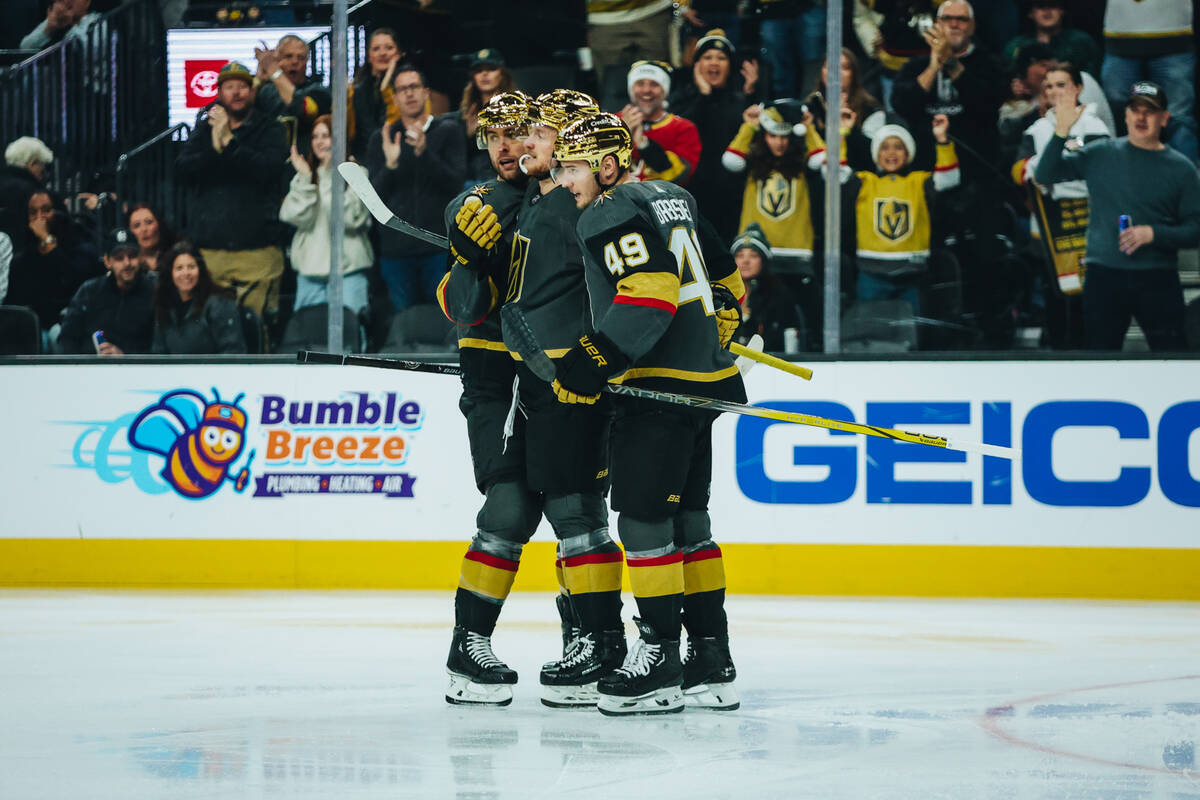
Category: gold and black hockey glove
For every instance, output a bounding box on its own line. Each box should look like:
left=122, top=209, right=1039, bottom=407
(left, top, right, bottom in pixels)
left=711, top=282, right=742, bottom=348
left=448, top=195, right=502, bottom=270
left=552, top=332, right=626, bottom=405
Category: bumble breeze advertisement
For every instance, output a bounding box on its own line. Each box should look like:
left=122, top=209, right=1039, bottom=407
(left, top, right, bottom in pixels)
left=0, top=364, right=482, bottom=542
left=117, top=385, right=425, bottom=502
left=254, top=391, right=420, bottom=499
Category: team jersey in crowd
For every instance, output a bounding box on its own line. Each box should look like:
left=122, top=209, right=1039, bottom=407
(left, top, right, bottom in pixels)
left=577, top=179, right=746, bottom=402
left=632, top=113, right=702, bottom=185
left=807, top=126, right=960, bottom=276
left=437, top=178, right=525, bottom=358
left=504, top=182, right=592, bottom=358
left=724, top=120, right=815, bottom=261
left=850, top=142, right=959, bottom=275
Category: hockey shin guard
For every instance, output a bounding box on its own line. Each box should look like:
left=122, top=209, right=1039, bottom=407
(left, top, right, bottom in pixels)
left=625, top=545, right=685, bottom=641
left=681, top=541, right=728, bottom=639
left=557, top=531, right=624, bottom=634
left=456, top=532, right=524, bottom=636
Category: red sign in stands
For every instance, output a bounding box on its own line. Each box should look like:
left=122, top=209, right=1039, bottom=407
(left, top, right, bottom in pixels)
left=184, top=59, right=228, bottom=108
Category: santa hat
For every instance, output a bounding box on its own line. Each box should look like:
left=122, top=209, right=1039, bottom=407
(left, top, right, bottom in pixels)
left=870, top=123, right=916, bottom=166
left=627, top=60, right=671, bottom=98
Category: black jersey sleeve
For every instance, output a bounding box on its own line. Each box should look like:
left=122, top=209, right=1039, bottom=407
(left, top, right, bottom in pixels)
left=696, top=212, right=745, bottom=303
left=584, top=214, right=682, bottom=363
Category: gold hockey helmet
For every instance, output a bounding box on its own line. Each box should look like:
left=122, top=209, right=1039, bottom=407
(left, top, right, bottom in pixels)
left=530, top=89, right=599, bottom=133
left=475, top=90, right=533, bottom=149
left=553, top=111, right=632, bottom=172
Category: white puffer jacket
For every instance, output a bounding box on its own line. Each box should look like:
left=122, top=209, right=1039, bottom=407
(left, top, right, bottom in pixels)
left=280, top=164, right=374, bottom=278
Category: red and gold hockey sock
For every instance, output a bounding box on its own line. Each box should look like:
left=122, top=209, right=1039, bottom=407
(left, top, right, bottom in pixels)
left=558, top=540, right=624, bottom=633
left=682, top=543, right=728, bottom=638
left=455, top=546, right=520, bottom=636
left=626, top=548, right=684, bottom=640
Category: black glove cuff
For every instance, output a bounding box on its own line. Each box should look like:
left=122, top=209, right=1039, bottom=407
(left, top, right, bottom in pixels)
left=448, top=229, right=489, bottom=271
left=711, top=281, right=739, bottom=311
left=554, top=330, right=628, bottom=396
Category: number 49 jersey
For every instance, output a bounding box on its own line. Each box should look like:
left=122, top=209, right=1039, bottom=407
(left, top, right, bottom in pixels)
left=577, top=180, right=746, bottom=403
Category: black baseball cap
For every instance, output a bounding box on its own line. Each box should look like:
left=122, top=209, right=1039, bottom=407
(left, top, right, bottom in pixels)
left=470, top=48, right=505, bottom=71
left=105, top=227, right=138, bottom=256
left=1129, top=81, right=1167, bottom=111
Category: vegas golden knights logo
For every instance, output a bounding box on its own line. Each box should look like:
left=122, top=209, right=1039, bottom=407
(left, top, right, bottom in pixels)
left=506, top=232, right=531, bottom=302
left=874, top=198, right=912, bottom=242
left=756, top=172, right=796, bottom=220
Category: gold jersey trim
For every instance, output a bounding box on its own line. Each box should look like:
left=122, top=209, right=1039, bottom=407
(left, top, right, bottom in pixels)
left=610, top=363, right=740, bottom=384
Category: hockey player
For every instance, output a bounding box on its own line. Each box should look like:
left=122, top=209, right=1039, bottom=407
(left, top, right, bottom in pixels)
left=503, top=89, right=628, bottom=708
left=550, top=112, right=745, bottom=715
left=438, top=91, right=543, bottom=706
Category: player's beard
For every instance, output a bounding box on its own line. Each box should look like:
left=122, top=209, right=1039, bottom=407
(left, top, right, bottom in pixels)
left=519, top=153, right=553, bottom=181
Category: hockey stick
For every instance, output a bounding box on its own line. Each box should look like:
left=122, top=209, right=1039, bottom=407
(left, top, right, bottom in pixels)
left=729, top=341, right=813, bottom=380
left=297, top=350, right=463, bottom=376
left=338, top=162, right=450, bottom=249
left=500, top=304, right=1017, bottom=459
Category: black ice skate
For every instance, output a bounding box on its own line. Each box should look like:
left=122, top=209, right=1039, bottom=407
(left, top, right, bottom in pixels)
left=682, top=635, right=739, bottom=710
left=540, top=629, right=627, bottom=708
left=554, top=593, right=582, bottom=658
left=596, top=617, right=683, bottom=716
left=445, top=626, right=517, bottom=706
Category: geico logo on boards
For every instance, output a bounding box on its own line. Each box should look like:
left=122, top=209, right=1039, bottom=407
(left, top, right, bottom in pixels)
left=735, top=400, right=1200, bottom=508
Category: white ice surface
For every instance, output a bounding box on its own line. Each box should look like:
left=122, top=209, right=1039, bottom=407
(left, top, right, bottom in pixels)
left=1, top=591, right=1198, bottom=799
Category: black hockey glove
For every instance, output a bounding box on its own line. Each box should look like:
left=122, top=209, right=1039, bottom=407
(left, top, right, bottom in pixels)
left=552, top=332, right=627, bottom=405
left=711, top=282, right=741, bottom=348
left=448, top=196, right=502, bottom=270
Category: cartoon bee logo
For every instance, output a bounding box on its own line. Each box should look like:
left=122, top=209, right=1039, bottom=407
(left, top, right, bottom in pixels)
left=128, top=388, right=256, bottom=499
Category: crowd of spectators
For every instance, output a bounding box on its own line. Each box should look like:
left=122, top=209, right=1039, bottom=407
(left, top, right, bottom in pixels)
left=3, top=0, right=1200, bottom=356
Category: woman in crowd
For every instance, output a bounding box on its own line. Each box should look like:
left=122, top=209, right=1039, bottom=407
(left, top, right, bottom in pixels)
left=348, top=28, right=403, bottom=161
left=126, top=203, right=177, bottom=272
left=670, top=28, right=759, bottom=243
left=1013, top=60, right=1111, bottom=348
left=724, top=100, right=821, bottom=348
left=5, top=190, right=97, bottom=342
left=280, top=115, right=374, bottom=315
left=810, top=48, right=886, bottom=172
left=446, top=49, right=516, bottom=184
left=730, top=223, right=806, bottom=352
left=151, top=243, right=246, bottom=354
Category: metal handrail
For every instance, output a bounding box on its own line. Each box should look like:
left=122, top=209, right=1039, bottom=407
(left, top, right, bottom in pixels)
left=0, top=0, right=166, bottom=199
left=116, top=122, right=192, bottom=168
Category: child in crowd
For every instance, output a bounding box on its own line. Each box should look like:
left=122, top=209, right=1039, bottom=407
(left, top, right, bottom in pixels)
left=808, top=113, right=960, bottom=314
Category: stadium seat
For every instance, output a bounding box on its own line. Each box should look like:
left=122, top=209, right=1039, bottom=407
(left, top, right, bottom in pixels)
left=0, top=305, right=41, bottom=355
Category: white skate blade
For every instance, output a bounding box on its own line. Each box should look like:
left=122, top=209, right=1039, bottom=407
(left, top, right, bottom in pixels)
left=445, top=672, right=513, bottom=706
left=682, top=681, right=740, bottom=711
left=597, top=685, right=684, bottom=716
left=540, top=682, right=598, bottom=708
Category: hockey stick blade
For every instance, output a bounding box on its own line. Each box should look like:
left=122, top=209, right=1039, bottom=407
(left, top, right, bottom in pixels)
left=337, top=162, right=449, bottom=249
left=500, top=305, right=1017, bottom=459
left=297, top=350, right=463, bottom=376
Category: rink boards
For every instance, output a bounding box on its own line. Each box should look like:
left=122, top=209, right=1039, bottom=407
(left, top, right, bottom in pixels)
left=1, top=360, right=1198, bottom=598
